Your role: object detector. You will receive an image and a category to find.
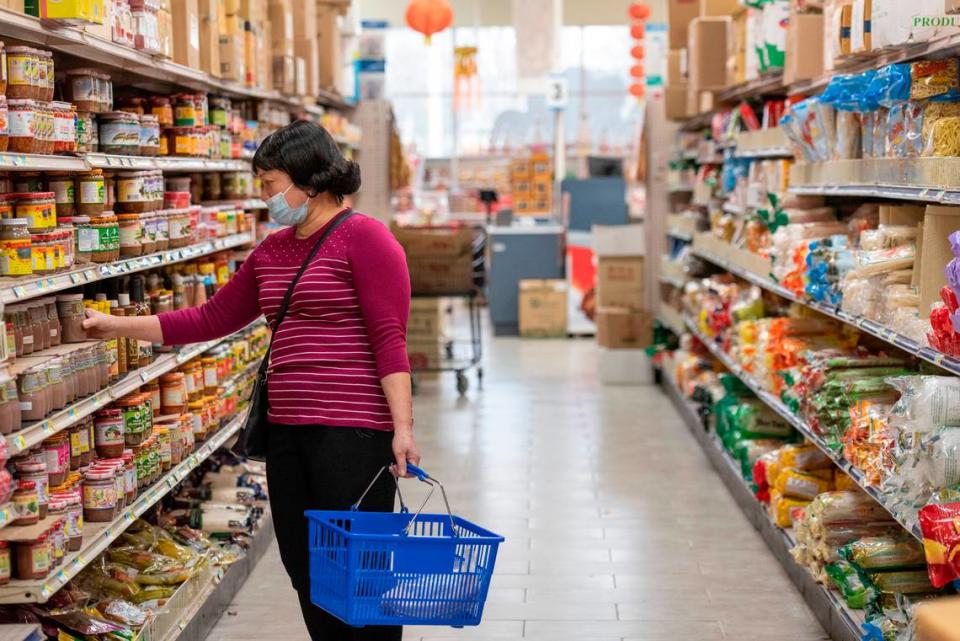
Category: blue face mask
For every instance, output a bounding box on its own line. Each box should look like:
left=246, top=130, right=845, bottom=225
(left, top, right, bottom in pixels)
left=266, top=184, right=309, bottom=226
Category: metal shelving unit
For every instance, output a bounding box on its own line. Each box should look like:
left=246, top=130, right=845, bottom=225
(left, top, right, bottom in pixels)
left=0, top=232, right=252, bottom=305
left=690, top=245, right=960, bottom=377
left=660, top=372, right=864, bottom=641
left=684, top=314, right=922, bottom=540
left=790, top=184, right=960, bottom=205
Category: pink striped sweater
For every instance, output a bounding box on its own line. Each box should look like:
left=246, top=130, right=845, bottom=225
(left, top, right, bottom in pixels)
left=158, top=212, right=411, bottom=429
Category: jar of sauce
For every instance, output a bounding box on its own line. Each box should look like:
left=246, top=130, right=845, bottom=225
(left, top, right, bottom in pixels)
left=14, top=534, right=50, bottom=580
left=66, top=69, right=100, bottom=112
left=6, top=47, right=36, bottom=100
left=51, top=102, right=75, bottom=153
left=117, top=172, right=152, bottom=213
left=63, top=489, right=82, bottom=551
left=173, top=95, right=196, bottom=126
left=47, top=174, right=76, bottom=217
left=94, top=408, right=125, bottom=458
left=75, top=111, right=96, bottom=152
left=0, top=542, right=11, bottom=585
left=122, top=450, right=136, bottom=503
left=159, top=372, right=186, bottom=415
left=17, top=367, right=46, bottom=422
left=89, top=213, right=119, bottom=262
left=0, top=370, right=19, bottom=435
left=15, top=192, right=55, bottom=233
left=150, top=96, right=173, bottom=127
left=0, top=219, right=32, bottom=277
left=82, top=468, right=117, bottom=522
left=140, top=114, right=160, bottom=156
left=98, top=111, right=140, bottom=155
left=56, top=294, right=87, bottom=343
left=117, top=213, right=143, bottom=257
left=0, top=96, right=8, bottom=154
left=77, top=170, right=105, bottom=216
left=11, top=481, right=39, bottom=526
left=154, top=210, right=170, bottom=250
left=140, top=212, right=157, bottom=254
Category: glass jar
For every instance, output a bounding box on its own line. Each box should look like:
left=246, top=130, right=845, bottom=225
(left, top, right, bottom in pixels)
left=140, top=212, right=157, bottom=254
left=117, top=172, right=151, bottom=213
left=89, top=213, right=119, bottom=262
left=97, top=73, right=113, bottom=113
left=154, top=209, right=169, bottom=251
left=38, top=51, right=54, bottom=102
left=6, top=47, right=36, bottom=100
left=139, top=114, right=160, bottom=156
left=11, top=481, right=39, bottom=526
left=0, top=370, right=19, bottom=435
left=0, top=96, right=8, bottom=154
left=56, top=294, right=87, bottom=343
left=173, top=94, right=196, bottom=126
left=82, top=469, right=117, bottom=522
left=66, top=216, right=92, bottom=264
left=42, top=434, right=70, bottom=487
left=93, top=408, right=125, bottom=458
left=150, top=96, right=173, bottom=127
left=0, top=219, right=32, bottom=277
left=77, top=170, right=105, bottom=216
left=17, top=367, right=46, bottom=422
left=7, top=99, right=35, bottom=153
left=42, top=297, right=61, bottom=348
left=98, top=111, right=140, bottom=155
left=168, top=209, right=192, bottom=248
left=34, top=103, right=53, bottom=155
left=51, top=102, right=75, bottom=154
left=15, top=192, right=55, bottom=233
left=28, top=303, right=49, bottom=351
left=159, top=372, right=186, bottom=415
left=75, top=111, right=96, bottom=152
left=117, top=213, right=143, bottom=258
left=0, top=42, right=6, bottom=96
left=47, top=173, right=76, bottom=217
left=165, top=127, right=193, bottom=157
left=0, top=195, right=14, bottom=220
left=65, top=69, right=100, bottom=112
left=0, top=542, right=10, bottom=585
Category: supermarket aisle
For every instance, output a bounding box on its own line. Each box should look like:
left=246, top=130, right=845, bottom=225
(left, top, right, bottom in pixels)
left=207, top=337, right=828, bottom=641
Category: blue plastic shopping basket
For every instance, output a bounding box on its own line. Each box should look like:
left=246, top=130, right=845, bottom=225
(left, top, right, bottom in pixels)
left=306, top=463, right=504, bottom=627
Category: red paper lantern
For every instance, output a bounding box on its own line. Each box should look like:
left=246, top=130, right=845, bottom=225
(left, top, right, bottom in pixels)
left=630, top=64, right=645, bottom=78
left=630, top=23, right=645, bottom=39
left=631, top=44, right=645, bottom=59
left=629, top=83, right=645, bottom=98
left=629, top=2, right=651, bottom=20
left=405, top=0, right=453, bottom=44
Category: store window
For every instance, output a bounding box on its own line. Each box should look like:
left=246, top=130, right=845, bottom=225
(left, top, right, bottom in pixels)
left=385, top=25, right=640, bottom=158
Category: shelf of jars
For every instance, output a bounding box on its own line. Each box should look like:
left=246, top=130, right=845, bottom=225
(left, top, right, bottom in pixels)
left=0, top=232, right=252, bottom=305
left=4, top=317, right=263, bottom=457
left=0, top=8, right=351, bottom=112
left=0, top=405, right=251, bottom=604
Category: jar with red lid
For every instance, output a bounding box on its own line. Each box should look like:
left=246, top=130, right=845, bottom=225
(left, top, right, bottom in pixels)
left=15, top=192, right=55, bottom=233
left=11, top=480, right=38, bottom=526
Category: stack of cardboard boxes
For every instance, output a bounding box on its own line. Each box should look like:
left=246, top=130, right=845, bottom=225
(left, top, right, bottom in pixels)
left=407, top=298, right=446, bottom=373
left=391, top=224, right=477, bottom=296
left=518, top=280, right=568, bottom=338
left=510, top=150, right=553, bottom=217
left=593, top=225, right=653, bottom=385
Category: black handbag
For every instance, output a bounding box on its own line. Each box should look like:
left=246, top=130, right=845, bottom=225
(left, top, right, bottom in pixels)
left=232, top=209, right=355, bottom=461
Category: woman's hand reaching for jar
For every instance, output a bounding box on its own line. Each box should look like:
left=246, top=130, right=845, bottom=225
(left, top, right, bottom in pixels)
left=82, top=308, right=165, bottom=344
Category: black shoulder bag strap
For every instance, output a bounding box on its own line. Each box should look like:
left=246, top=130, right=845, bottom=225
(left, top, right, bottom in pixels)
left=233, top=208, right=355, bottom=461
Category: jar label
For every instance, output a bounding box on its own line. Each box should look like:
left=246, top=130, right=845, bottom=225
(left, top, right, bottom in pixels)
left=70, top=431, right=82, bottom=457
left=77, top=226, right=98, bottom=252
left=203, top=367, right=217, bottom=388
left=54, top=115, right=73, bottom=143
left=18, top=203, right=49, bottom=230
left=174, top=105, right=195, bottom=126
left=79, top=428, right=90, bottom=454
left=79, top=180, right=104, bottom=205
left=118, top=178, right=149, bottom=202
left=8, top=56, right=30, bottom=86
left=119, top=221, right=143, bottom=247
left=0, top=109, right=7, bottom=136
left=8, top=107, right=33, bottom=137
left=95, top=418, right=124, bottom=446
left=0, top=551, right=10, bottom=579
left=0, top=240, right=32, bottom=276
left=32, top=546, right=50, bottom=574
left=140, top=126, right=160, bottom=148
left=83, top=482, right=116, bottom=510
left=100, top=122, right=139, bottom=149
left=50, top=181, right=75, bottom=205
left=66, top=507, right=81, bottom=536
left=174, top=134, right=192, bottom=156
left=161, top=385, right=185, bottom=408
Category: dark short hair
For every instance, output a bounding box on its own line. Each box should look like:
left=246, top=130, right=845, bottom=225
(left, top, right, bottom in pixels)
left=253, top=120, right=361, bottom=204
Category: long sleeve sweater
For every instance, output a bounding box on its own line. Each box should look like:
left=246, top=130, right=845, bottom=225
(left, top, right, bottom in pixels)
left=158, top=212, right=411, bottom=429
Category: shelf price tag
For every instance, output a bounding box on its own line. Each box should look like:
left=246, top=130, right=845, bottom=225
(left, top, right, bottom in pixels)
left=12, top=286, right=24, bottom=299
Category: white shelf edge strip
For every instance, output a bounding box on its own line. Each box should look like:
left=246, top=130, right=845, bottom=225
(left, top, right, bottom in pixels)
left=6, top=317, right=264, bottom=456
left=689, top=246, right=960, bottom=376
left=1, top=232, right=252, bottom=304
left=0, top=401, right=252, bottom=604
left=683, top=313, right=923, bottom=541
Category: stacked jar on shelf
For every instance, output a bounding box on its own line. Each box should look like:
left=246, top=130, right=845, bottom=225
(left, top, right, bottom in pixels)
left=0, top=322, right=266, bottom=583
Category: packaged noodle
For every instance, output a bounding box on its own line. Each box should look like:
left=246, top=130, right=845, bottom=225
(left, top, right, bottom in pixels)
left=776, top=468, right=836, bottom=500
left=810, top=491, right=897, bottom=525
left=771, top=490, right=812, bottom=528
left=887, top=102, right=925, bottom=157
left=826, top=560, right=879, bottom=609
left=779, top=443, right=834, bottom=471
left=887, top=375, right=960, bottom=431
left=870, top=569, right=938, bottom=594
left=911, top=59, right=960, bottom=100
left=925, top=116, right=960, bottom=156
left=835, top=111, right=862, bottom=159
left=838, top=536, right=926, bottom=571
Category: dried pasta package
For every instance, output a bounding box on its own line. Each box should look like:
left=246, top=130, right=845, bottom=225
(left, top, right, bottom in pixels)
left=925, top=116, right=960, bottom=157
left=918, top=501, right=960, bottom=588
left=911, top=59, right=960, bottom=100
left=775, top=468, right=835, bottom=500
left=838, top=536, right=926, bottom=571
left=886, top=103, right=925, bottom=157
left=887, top=375, right=960, bottom=431
left=811, top=491, right=897, bottom=525
left=826, top=561, right=879, bottom=609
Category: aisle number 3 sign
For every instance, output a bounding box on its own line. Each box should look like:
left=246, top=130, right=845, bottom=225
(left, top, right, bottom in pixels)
left=547, top=77, right=568, bottom=111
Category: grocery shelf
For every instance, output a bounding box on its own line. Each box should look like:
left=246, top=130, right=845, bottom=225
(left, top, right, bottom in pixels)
left=0, top=405, right=252, bottom=604
left=689, top=245, right=960, bottom=377
left=683, top=313, right=923, bottom=541
left=0, top=152, right=251, bottom=173
left=200, top=199, right=268, bottom=210
left=0, top=153, right=87, bottom=171
left=659, top=273, right=686, bottom=290
left=0, top=232, right=252, bottom=305
left=733, top=146, right=793, bottom=159
left=5, top=318, right=264, bottom=456
left=790, top=184, right=960, bottom=205
left=657, top=305, right=686, bottom=336
left=660, top=372, right=863, bottom=641
left=0, top=8, right=350, bottom=111
left=667, top=228, right=693, bottom=242
left=716, top=72, right=787, bottom=103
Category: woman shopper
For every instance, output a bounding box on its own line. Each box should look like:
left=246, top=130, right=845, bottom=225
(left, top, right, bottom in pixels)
left=82, top=120, right=418, bottom=641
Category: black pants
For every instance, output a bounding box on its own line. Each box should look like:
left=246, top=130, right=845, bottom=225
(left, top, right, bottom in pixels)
left=266, top=423, right=402, bottom=641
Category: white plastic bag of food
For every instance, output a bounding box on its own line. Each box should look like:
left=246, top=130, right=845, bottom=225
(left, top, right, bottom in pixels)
left=888, top=376, right=960, bottom=432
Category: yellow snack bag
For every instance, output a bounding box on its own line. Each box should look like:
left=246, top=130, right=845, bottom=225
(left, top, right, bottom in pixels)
left=772, top=492, right=811, bottom=528
left=780, top=443, right=833, bottom=471
left=835, top=473, right=860, bottom=492
left=776, top=468, right=835, bottom=500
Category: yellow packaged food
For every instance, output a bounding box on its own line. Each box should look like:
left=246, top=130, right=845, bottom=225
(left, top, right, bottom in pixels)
left=775, top=468, right=835, bottom=500
left=835, top=473, right=860, bottom=492
left=771, top=490, right=811, bottom=528
left=779, top=443, right=834, bottom=471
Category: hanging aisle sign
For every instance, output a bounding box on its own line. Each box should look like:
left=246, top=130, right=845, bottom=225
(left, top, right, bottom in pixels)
left=547, top=76, right=568, bottom=110
left=644, top=23, right=668, bottom=88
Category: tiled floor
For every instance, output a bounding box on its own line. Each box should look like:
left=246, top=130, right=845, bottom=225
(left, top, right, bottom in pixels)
left=207, top=336, right=828, bottom=641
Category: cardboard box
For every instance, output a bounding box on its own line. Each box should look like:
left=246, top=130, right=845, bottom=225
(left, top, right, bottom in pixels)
left=518, top=280, right=568, bottom=338
left=293, top=0, right=316, bottom=43
left=392, top=224, right=477, bottom=295
left=594, top=224, right=646, bottom=257
left=238, top=0, right=261, bottom=22
left=669, top=0, right=700, bottom=49
left=219, top=33, right=246, bottom=80
left=172, top=0, right=200, bottom=69
left=268, top=0, right=293, bottom=57
left=598, top=348, right=654, bottom=385
left=295, top=38, right=319, bottom=97
left=668, top=48, right=686, bottom=83
left=665, top=85, right=688, bottom=120
left=392, top=225, right=474, bottom=258
left=730, top=9, right=748, bottom=84
left=157, top=7, right=172, bottom=58
left=408, top=298, right=446, bottom=340
left=851, top=0, right=872, bottom=53
left=688, top=17, right=730, bottom=91
left=272, top=54, right=295, bottom=93
left=407, top=339, right=442, bottom=371
left=316, top=2, right=341, bottom=89
left=784, top=12, right=824, bottom=84
left=596, top=257, right=646, bottom=310
left=198, top=0, right=220, bottom=76
left=596, top=309, right=654, bottom=349
left=257, top=23, right=270, bottom=89
left=873, top=0, right=944, bottom=50
left=949, top=0, right=960, bottom=14
left=919, top=206, right=960, bottom=318
left=700, top=0, right=743, bottom=16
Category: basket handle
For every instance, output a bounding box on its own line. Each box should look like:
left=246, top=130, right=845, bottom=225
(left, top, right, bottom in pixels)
left=351, top=462, right=458, bottom=537
left=405, top=463, right=429, bottom=481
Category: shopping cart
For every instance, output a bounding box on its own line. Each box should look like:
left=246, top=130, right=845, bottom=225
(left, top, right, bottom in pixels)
left=306, top=464, right=504, bottom=628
